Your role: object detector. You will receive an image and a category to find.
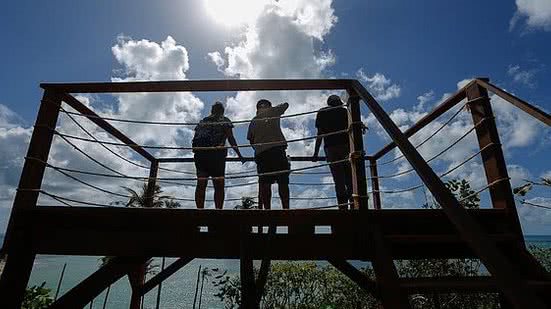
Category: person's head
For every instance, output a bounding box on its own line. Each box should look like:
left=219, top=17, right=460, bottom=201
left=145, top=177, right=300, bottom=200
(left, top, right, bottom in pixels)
left=256, top=99, right=272, bottom=110
left=327, top=95, right=343, bottom=107
left=211, top=101, right=225, bottom=116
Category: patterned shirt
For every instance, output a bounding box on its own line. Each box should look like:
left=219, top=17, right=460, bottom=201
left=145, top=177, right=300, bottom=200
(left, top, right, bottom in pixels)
left=192, top=115, right=233, bottom=154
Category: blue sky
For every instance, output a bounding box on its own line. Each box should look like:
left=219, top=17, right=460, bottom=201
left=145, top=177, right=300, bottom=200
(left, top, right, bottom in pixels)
left=0, top=0, right=550, bottom=234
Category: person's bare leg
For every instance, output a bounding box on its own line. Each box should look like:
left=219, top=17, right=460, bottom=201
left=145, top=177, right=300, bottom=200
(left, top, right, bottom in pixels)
left=195, top=177, right=208, bottom=209
left=213, top=178, right=225, bottom=209
left=278, top=182, right=290, bottom=209
left=260, top=182, right=272, bottom=210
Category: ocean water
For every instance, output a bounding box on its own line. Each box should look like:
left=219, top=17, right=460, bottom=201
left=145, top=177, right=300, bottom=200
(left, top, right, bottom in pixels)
left=1, top=234, right=550, bottom=308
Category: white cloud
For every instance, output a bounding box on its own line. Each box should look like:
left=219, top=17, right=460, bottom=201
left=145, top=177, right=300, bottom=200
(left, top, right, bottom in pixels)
left=0, top=104, right=25, bottom=129
left=416, top=90, right=434, bottom=111
left=207, top=0, right=338, bottom=126
left=507, top=64, right=537, bottom=88
left=110, top=36, right=204, bottom=148
left=511, top=0, right=551, bottom=31
left=356, top=68, right=401, bottom=102
left=207, top=51, right=225, bottom=73
left=0, top=36, right=209, bottom=219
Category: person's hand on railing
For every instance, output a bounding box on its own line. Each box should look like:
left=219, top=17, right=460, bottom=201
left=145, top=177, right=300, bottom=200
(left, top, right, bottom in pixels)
left=361, top=123, right=368, bottom=134
left=311, top=152, right=320, bottom=162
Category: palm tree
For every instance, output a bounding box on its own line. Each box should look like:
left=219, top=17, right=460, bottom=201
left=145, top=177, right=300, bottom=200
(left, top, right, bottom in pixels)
left=104, top=182, right=181, bottom=309
left=119, top=182, right=181, bottom=208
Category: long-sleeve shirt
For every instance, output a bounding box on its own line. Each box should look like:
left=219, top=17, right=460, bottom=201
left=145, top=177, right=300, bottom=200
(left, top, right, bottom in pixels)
left=247, top=103, right=288, bottom=155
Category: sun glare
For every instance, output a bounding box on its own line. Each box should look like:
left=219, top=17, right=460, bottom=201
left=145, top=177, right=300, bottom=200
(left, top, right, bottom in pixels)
left=204, top=0, right=268, bottom=27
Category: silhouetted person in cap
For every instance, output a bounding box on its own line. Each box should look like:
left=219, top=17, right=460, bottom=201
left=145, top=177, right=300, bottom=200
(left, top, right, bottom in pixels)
left=312, top=95, right=353, bottom=209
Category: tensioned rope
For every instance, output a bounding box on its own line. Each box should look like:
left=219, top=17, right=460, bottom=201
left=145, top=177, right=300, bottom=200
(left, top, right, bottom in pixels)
left=373, top=117, right=490, bottom=179
left=30, top=189, right=348, bottom=209
left=44, top=114, right=490, bottom=197
left=27, top=154, right=347, bottom=204
left=370, top=142, right=497, bottom=194
left=50, top=128, right=350, bottom=151
left=60, top=108, right=195, bottom=176
left=59, top=103, right=349, bottom=126
left=33, top=154, right=348, bottom=182
left=377, top=102, right=468, bottom=166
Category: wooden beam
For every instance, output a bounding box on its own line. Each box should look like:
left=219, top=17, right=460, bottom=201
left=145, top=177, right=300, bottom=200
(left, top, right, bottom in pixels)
left=351, top=80, right=546, bottom=309
left=0, top=90, right=62, bottom=309
left=240, top=225, right=256, bottom=309
left=41, top=79, right=353, bottom=93
left=128, top=265, right=146, bottom=309
left=347, top=92, right=369, bottom=209
left=145, top=160, right=159, bottom=208
left=24, top=207, right=516, bottom=260
left=372, top=86, right=468, bottom=159
left=61, top=93, right=156, bottom=161
left=370, top=225, right=411, bottom=309
left=49, top=257, right=148, bottom=309
left=328, top=259, right=379, bottom=297
left=476, top=79, right=551, bottom=126
left=139, top=257, right=194, bottom=296
left=465, top=80, right=524, bottom=242
left=369, top=158, right=382, bottom=209
left=26, top=207, right=512, bottom=233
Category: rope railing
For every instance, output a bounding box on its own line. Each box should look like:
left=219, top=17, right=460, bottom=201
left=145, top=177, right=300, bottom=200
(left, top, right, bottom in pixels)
left=60, top=107, right=196, bottom=175
left=59, top=103, right=349, bottom=126
left=29, top=153, right=344, bottom=203
left=377, top=103, right=468, bottom=166
left=373, top=117, right=490, bottom=179
left=51, top=128, right=350, bottom=151
left=30, top=188, right=344, bottom=209
left=370, top=142, right=498, bottom=194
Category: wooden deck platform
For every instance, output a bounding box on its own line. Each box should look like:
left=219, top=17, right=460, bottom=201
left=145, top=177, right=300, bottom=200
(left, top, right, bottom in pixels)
left=27, top=207, right=521, bottom=260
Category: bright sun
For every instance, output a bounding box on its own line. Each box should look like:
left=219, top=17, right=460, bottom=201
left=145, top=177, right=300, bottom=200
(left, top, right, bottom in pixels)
left=204, top=0, right=268, bottom=27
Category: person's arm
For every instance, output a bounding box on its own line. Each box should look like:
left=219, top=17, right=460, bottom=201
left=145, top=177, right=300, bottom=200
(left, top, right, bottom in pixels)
left=272, top=102, right=289, bottom=115
left=226, top=127, right=246, bottom=164
left=312, top=112, right=322, bottom=161
left=312, top=135, right=322, bottom=162
left=247, top=121, right=254, bottom=143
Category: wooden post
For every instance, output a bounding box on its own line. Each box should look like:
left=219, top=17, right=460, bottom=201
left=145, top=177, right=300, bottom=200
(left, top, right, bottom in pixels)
left=240, top=225, right=256, bottom=309
left=0, top=89, right=62, bottom=308
left=129, top=160, right=158, bottom=309
left=370, top=225, right=411, bottom=309
left=465, top=79, right=524, bottom=239
left=145, top=160, right=159, bottom=208
left=369, top=159, right=382, bottom=210
left=347, top=91, right=369, bottom=210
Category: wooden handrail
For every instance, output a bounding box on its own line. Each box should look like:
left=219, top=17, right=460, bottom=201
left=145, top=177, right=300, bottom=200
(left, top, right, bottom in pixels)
left=41, top=79, right=353, bottom=93
left=476, top=79, right=551, bottom=126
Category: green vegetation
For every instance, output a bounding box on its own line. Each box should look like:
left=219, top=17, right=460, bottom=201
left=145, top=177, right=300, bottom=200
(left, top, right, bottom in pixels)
left=23, top=283, right=53, bottom=309
left=211, top=179, right=551, bottom=308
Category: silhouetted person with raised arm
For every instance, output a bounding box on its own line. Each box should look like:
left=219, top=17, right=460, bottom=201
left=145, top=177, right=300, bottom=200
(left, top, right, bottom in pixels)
left=247, top=99, right=290, bottom=209
left=312, top=95, right=353, bottom=209
left=192, top=102, right=245, bottom=209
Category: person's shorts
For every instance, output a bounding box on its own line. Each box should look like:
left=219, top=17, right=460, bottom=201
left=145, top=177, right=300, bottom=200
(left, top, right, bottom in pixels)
left=255, top=147, right=290, bottom=184
left=194, top=151, right=227, bottom=178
